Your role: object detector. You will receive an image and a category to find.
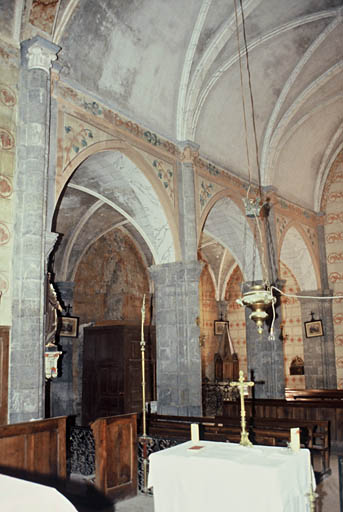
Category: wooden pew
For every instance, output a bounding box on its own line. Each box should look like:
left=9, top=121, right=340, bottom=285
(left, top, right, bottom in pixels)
left=0, top=416, right=67, bottom=478
left=91, top=413, right=137, bottom=502
left=286, top=388, right=343, bottom=400
left=148, top=414, right=295, bottom=449
left=223, top=400, right=332, bottom=476
left=148, top=413, right=329, bottom=478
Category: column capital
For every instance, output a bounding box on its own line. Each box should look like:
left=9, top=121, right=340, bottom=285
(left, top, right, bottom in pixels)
left=22, top=36, right=61, bottom=73
left=177, top=140, right=200, bottom=163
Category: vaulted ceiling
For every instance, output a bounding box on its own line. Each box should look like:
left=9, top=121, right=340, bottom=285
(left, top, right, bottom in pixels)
left=1, top=0, right=342, bottom=284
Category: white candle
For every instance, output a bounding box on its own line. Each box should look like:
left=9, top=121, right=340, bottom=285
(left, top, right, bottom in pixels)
left=290, top=427, right=300, bottom=452
left=191, top=423, right=199, bottom=443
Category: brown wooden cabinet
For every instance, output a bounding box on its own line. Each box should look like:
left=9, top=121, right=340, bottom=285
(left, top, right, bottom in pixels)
left=82, top=323, right=155, bottom=425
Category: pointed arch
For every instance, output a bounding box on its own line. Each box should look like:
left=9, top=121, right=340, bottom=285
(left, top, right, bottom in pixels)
left=279, top=223, right=319, bottom=291
left=200, top=193, right=263, bottom=283
left=54, top=141, right=181, bottom=277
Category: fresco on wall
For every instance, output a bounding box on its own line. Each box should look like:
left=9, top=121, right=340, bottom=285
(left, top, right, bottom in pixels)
left=29, top=0, right=60, bottom=35
left=72, top=228, right=150, bottom=325
left=0, top=50, right=18, bottom=324
left=225, top=266, right=247, bottom=377
left=323, top=151, right=343, bottom=388
left=199, top=264, right=218, bottom=380
left=279, top=261, right=305, bottom=389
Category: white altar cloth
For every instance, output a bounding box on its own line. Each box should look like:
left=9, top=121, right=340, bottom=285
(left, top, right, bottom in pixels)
left=0, top=473, right=78, bottom=512
left=148, top=440, right=314, bottom=512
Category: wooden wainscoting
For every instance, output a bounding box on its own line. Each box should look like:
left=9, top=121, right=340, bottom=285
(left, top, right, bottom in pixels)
left=91, top=413, right=137, bottom=502
left=0, top=326, right=9, bottom=425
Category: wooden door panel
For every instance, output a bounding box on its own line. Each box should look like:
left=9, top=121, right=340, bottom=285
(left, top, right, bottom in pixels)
left=82, top=325, right=155, bottom=424
left=0, top=327, right=9, bottom=425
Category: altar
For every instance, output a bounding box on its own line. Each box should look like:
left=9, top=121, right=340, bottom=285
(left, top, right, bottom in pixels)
left=0, top=474, right=78, bottom=511
left=148, top=440, right=314, bottom=512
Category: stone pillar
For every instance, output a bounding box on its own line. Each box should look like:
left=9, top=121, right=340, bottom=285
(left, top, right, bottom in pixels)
left=148, top=141, right=203, bottom=415
left=50, top=281, right=75, bottom=418
left=9, top=36, right=60, bottom=423
left=299, top=291, right=336, bottom=389
left=243, top=189, right=285, bottom=398
left=178, top=141, right=199, bottom=261
left=55, top=281, right=75, bottom=312
left=244, top=281, right=285, bottom=398
left=150, top=261, right=203, bottom=415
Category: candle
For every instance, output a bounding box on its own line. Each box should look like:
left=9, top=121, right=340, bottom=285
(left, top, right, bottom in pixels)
left=191, top=423, right=199, bottom=443
left=290, top=427, right=300, bottom=452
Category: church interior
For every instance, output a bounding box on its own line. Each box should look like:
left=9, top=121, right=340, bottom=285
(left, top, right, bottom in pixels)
left=0, top=1, right=342, bottom=511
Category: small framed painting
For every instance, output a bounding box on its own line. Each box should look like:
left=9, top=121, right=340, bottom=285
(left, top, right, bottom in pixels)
left=60, top=316, right=79, bottom=337
left=304, top=319, right=323, bottom=338
left=214, top=320, right=229, bottom=336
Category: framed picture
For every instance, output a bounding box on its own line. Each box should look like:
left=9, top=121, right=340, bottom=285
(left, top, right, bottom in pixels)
left=304, top=319, right=323, bottom=338
left=214, top=320, right=229, bottom=336
left=60, top=316, right=79, bottom=337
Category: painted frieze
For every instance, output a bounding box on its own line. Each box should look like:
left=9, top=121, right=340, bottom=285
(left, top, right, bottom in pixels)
left=61, top=113, right=113, bottom=172
left=0, top=53, right=18, bottom=325
left=323, top=151, right=343, bottom=388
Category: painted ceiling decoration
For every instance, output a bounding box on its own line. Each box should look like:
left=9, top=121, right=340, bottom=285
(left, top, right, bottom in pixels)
left=1, top=0, right=342, bottom=292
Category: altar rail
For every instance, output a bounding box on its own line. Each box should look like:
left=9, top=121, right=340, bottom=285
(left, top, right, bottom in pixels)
left=0, top=416, right=67, bottom=478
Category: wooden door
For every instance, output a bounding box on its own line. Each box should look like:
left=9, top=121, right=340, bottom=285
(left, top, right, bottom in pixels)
left=0, top=327, right=9, bottom=425
left=82, top=324, right=156, bottom=425
left=82, top=326, right=125, bottom=425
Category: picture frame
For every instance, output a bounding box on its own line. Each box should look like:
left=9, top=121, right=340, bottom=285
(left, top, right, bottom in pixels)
left=304, top=319, right=323, bottom=338
left=60, top=316, right=79, bottom=338
left=214, top=320, right=229, bottom=336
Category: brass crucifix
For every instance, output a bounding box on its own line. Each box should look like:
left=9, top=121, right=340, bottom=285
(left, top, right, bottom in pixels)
left=230, top=370, right=254, bottom=447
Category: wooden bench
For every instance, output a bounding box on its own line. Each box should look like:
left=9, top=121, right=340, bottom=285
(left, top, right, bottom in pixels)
left=148, top=413, right=330, bottom=478
left=0, top=416, right=67, bottom=478
left=286, top=388, right=343, bottom=400
left=223, top=399, right=332, bottom=477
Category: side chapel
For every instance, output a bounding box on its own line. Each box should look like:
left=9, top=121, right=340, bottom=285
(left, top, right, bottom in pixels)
left=0, top=0, right=342, bottom=487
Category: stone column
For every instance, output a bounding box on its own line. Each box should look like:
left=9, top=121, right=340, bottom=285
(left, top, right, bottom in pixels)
left=150, top=261, right=203, bottom=416
left=150, top=141, right=203, bottom=415
left=9, top=36, right=60, bottom=423
left=243, top=189, right=285, bottom=398
left=50, top=281, right=76, bottom=418
left=177, top=141, right=199, bottom=261
left=244, top=281, right=285, bottom=398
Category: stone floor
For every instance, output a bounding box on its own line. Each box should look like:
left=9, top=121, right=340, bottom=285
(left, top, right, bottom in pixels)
left=71, top=454, right=341, bottom=512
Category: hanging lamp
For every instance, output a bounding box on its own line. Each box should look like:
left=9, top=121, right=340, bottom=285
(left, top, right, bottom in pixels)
left=233, top=0, right=275, bottom=336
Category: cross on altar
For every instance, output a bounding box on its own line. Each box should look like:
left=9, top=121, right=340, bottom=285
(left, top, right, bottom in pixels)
left=230, top=370, right=254, bottom=447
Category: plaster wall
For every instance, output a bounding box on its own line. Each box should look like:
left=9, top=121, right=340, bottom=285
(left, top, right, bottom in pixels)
left=323, top=151, right=343, bottom=388
left=225, top=266, right=247, bottom=377
left=0, top=44, right=19, bottom=325
left=199, top=265, right=218, bottom=380
left=73, top=228, right=150, bottom=325
left=280, top=261, right=305, bottom=389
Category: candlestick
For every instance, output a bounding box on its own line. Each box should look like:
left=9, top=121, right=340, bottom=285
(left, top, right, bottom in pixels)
left=230, top=370, right=254, bottom=447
